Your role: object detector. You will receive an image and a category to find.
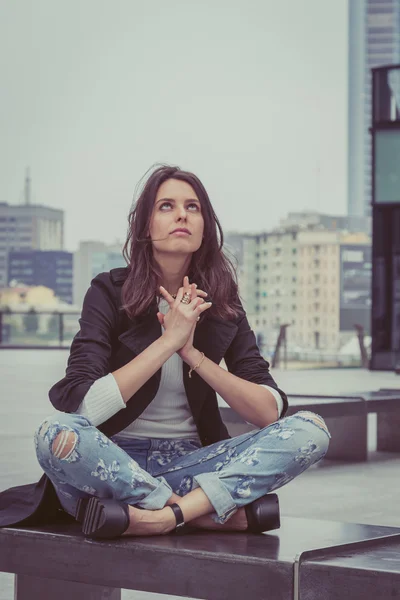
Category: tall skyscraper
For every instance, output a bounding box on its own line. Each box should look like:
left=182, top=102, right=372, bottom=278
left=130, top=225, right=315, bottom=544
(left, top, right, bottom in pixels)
left=348, top=0, right=400, bottom=218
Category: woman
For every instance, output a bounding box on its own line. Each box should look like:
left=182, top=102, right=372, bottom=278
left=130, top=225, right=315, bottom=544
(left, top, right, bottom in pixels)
left=33, top=165, right=330, bottom=538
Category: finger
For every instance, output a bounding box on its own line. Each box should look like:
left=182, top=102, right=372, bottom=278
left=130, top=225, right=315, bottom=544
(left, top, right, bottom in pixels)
left=183, top=276, right=192, bottom=299
left=196, top=301, right=212, bottom=316
left=188, top=296, right=204, bottom=311
left=159, top=286, right=175, bottom=305
left=176, top=277, right=193, bottom=304
left=183, top=275, right=190, bottom=291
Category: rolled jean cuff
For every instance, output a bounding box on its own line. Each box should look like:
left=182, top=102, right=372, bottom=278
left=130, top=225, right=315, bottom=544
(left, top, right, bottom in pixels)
left=193, top=472, right=237, bottom=524
left=135, top=476, right=173, bottom=510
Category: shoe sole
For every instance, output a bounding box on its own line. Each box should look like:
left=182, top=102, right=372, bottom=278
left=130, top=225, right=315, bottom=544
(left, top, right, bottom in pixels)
left=81, top=496, right=106, bottom=536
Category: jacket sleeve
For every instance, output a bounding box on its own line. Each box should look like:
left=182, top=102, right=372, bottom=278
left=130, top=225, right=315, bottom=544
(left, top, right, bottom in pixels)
left=224, top=308, right=289, bottom=417
left=48, top=273, right=118, bottom=413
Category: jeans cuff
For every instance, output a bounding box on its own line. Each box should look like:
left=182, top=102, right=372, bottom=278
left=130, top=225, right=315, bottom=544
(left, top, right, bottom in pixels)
left=135, top=476, right=173, bottom=510
left=193, top=472, right=237, bottom=524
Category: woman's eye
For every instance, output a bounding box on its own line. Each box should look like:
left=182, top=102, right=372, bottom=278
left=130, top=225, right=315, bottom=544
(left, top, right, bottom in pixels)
left=159, top=202, right=200, bottom=211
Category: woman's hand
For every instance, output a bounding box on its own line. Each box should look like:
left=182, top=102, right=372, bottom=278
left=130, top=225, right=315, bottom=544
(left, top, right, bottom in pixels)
left=157, top=276, right=211, bottom=357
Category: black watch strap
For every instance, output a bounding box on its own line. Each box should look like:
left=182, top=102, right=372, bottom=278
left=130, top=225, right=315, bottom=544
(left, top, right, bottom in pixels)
left=169, top=503, right=185, bottom=529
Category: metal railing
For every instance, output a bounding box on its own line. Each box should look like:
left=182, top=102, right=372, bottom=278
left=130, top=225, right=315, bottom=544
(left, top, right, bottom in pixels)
left=0, top=309, right=80, bottom=349
left=0, top=310, right=366, bottom=368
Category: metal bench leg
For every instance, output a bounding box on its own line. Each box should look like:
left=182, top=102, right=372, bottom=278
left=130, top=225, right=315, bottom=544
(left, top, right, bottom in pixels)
left=377, top=412, right=400, bottom=452
left=323, top=414, right=368, bottom=461
left=15, top=574, right=121, bottom=600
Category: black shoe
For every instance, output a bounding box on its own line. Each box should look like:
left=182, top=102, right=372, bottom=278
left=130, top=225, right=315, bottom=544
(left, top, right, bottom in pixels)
left=244, top=493, right=280, bottom=533
left=76, top=497, right=130, bottom=539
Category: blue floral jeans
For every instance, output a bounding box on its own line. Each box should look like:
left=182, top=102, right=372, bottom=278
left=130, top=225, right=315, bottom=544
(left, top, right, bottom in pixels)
left=34, top=411, right=330, bottom=524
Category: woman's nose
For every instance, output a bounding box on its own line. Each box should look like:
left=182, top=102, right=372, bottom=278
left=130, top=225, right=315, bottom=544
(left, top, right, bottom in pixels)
left=176, top=206, right=187, bottom=219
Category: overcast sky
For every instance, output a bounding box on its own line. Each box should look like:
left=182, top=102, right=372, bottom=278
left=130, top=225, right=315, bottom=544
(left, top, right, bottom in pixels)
left=0, top=0, right=348, bottom=252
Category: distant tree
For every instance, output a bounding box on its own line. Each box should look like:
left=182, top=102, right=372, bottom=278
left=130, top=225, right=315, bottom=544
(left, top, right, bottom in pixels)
left=23, top=308, right=39, bottom=334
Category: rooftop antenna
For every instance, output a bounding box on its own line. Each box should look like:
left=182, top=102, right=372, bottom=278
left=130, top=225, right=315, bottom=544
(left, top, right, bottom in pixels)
left=24, top=167, right=31, bottom=205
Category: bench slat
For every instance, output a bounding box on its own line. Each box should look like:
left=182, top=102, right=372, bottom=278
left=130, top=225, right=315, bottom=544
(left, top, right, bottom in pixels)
left=15, top=575, right=121, bottom=600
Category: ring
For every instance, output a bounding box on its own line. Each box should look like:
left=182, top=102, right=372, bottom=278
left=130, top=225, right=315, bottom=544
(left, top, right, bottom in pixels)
left=180, top=292, right=191, bottom=305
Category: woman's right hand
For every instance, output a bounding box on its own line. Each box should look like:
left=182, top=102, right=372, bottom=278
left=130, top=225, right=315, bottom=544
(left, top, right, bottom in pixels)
left=158, top=276, right=212, bottom=351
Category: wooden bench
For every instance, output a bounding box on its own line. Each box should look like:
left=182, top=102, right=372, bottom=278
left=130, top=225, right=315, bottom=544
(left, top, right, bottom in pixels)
left=1, top=517, right=400, bottom=600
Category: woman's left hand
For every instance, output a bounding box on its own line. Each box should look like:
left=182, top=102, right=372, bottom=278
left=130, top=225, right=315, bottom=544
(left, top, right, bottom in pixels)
left=157, top=280, right=207, bottom=360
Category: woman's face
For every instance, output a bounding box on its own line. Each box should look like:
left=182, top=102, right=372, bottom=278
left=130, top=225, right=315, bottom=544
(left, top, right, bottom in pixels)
left=149, top=178, right=205, bottom=256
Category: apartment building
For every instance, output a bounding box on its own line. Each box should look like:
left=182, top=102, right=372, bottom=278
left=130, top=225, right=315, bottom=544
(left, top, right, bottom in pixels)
left=228, top=216, right=371, bottom=352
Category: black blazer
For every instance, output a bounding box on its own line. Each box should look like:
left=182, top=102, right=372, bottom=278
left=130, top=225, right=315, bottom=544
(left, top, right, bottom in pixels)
left=0, top=267, right=288, bottom=527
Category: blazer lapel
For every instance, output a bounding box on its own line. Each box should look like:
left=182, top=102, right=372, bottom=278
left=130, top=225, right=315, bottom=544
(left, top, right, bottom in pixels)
left=118, top=302, right=162, bottom=356
left=194, top=315, right=238, bottom=363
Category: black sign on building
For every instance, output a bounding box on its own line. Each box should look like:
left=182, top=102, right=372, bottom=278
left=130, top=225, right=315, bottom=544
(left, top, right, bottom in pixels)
left=370, top=65, right=400, bottom=370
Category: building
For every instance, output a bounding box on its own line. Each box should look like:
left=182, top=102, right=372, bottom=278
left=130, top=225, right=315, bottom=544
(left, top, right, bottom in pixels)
left=348, top=0, right=400, bottom=218
left=73, top=240, right=126, bottom=306
left=296, top=231, right=371, bottom=350
left=8, top=250, right=73, bottom=304
left=229, top=214, right=371, bottom=353
left=0, top=202, right=64, bottom=288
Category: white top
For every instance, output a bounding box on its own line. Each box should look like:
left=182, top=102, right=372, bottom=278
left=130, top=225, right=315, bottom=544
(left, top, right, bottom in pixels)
left=75, top=298, right=284, bottom=437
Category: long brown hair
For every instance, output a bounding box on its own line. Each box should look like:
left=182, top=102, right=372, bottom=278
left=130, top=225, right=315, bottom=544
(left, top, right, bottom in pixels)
left=121, top=164, right=242, bottom=321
